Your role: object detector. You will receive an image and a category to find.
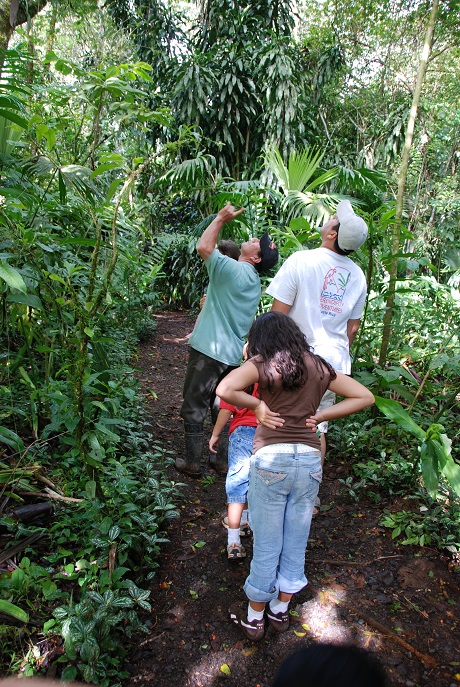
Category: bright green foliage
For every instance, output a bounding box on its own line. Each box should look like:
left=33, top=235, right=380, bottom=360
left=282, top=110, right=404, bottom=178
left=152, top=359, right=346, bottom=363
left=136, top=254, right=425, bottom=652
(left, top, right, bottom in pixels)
left=53, top=585, right=149, bottom=685
left=380, top=502, right=460, bottom=551
left=0, top=44, right=186, bottom=681
left=104, top=0, right=186, bottom=85
left=265, top=143, right=340, bottom=224
left=374, top=397, right=460, bottom=499
left=0, top=600, right=29, bottom=623
left=0, top=445, right=182, bottom=679
left=257, top=37, right=304, bottom=149
left=110, top=0, right=307, bottom=177
left=0, top=48, right=164, bottom=465
left=0, top=0, right=459, bottom=679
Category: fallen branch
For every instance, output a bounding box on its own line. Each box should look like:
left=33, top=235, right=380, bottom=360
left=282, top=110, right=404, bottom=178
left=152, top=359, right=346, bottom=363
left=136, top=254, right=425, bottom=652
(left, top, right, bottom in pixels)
left=36, top=474, right=65, bottom=495
left=309, top=555, right=403, bottom=566
left=139, top=631, right=165, bottom=646
left=44, top=488, right=84, bottom=503
left=323, top=589, right=437, bottom=667
left=403, top=595, right=429, bottom=619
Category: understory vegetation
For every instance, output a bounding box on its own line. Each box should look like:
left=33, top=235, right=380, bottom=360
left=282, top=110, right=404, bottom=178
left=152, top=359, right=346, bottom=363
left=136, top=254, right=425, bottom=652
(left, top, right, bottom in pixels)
left=1, top=0, right=459, bottom=682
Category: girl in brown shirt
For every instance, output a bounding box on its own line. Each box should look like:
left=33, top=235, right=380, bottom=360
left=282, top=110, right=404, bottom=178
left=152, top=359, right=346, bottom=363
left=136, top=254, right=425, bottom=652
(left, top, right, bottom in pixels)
left=216, top=312, right=374, bottom=641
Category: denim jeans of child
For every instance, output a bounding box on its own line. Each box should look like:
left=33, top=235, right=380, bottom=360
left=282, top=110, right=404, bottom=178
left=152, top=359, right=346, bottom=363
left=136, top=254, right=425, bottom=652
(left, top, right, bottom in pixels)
left=244, top=444, right=322, bottom=603
left=226, top=425, right=256, bottom=503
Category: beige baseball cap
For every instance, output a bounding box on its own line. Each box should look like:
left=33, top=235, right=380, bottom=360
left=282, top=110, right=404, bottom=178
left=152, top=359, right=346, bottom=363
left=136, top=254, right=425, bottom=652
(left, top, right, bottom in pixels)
left=336, top=200, right=368, bottom=252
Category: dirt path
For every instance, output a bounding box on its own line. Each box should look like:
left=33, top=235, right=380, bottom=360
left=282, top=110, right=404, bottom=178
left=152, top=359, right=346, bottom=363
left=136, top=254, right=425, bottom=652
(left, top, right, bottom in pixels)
left=128, top=310, right=459, bottom=687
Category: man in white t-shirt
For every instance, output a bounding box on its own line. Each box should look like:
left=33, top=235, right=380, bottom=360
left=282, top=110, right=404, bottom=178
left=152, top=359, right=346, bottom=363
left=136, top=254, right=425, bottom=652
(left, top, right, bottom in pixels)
left=266, top=200, right=368, bottom=492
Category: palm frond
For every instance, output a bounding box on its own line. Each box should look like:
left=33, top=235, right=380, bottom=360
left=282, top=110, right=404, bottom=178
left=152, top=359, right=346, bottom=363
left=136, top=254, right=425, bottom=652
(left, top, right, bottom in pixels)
left=159, top=153, right=216, bottom=190
left=282, top=191, right=338, bottom=225
left=0, top=117, right=22, bottom=156
left=0, top=46, right=32, bottom=88
left=304, top=167, right=339, bottom=192
left=220, top=180, right=263, bottom=194
left=0, top=50, right=30, bottom=145
left=286, top=147, right=326, bottom=192
left=59, top=164, right=104, bottom=204
left=335, top=166, right=387, bottom=195
left=149, top=233, right=179, bottom=263
left=207, top=180, right=265, bottom=214
left=265, top=144, right=327, bottom=193
left=22, top=156, right=56, bottom=177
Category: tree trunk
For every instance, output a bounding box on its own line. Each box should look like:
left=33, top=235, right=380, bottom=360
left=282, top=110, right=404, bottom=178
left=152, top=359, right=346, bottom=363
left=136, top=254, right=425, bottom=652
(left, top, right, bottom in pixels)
left=378, top=0, right=439, bottom=367
left=26, top=15, right=36, bottom=84
left=0, top=0, right=13, bottom=50
left=0, top=0, right=48, bottom=51
left=45, top=0, right=57, bottom=56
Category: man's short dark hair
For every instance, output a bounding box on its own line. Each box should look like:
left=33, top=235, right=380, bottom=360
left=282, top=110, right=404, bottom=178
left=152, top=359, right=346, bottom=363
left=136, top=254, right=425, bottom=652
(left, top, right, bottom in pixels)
left=333, top=222, right=354, bottom=256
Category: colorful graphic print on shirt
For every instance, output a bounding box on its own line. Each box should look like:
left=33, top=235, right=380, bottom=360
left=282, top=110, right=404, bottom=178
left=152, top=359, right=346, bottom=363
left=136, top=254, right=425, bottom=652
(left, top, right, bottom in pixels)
left=320, top=267, right=352, bottom=317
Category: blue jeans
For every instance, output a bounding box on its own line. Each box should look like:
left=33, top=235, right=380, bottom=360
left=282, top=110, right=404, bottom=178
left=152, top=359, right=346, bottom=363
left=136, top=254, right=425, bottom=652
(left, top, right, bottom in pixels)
left=244, top=444, right=322, bottom=603
left=226, top=426, right=256, bottom=503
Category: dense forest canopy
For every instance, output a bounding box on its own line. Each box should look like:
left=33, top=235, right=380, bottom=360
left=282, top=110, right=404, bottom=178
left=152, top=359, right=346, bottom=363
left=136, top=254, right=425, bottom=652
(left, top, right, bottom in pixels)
left=0, top=0, right=459, bottom=682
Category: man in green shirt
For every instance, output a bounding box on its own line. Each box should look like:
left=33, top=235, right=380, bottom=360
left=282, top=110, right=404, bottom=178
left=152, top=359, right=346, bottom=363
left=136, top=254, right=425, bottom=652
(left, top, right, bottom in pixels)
left=177, top=203, right=278, bottom=477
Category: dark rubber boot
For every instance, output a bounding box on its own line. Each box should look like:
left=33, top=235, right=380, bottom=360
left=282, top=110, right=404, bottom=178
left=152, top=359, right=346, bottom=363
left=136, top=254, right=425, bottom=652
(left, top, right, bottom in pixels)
left=176, top=424, right=203, bottom=477
left=209, top=420, right=229, bottom=475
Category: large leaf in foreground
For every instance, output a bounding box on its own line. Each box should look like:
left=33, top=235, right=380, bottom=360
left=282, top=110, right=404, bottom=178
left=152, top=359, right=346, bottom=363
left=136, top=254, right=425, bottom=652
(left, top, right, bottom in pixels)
left=0, top=261, right=27, bottom=293
left=374, top=396, right=426, bottom=440
left=0, top=600, right=29, bottom=623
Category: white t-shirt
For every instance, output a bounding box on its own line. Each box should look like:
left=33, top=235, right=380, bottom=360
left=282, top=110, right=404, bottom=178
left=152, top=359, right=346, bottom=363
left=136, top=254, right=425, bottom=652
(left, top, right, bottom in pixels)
left=266, top=247, right=367, bottom=374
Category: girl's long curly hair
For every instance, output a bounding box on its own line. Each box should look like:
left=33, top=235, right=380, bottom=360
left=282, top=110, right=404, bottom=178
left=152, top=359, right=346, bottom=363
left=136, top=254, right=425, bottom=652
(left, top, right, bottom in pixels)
left=246, top=312, right=336, bottom=391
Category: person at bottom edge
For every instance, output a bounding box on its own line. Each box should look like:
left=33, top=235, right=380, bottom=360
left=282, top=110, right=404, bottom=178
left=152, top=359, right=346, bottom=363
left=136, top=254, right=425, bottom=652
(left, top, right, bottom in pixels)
left=209, top=383, right=259, bottom=561
left=216, top=312, right=374, bottom=641
left=271, top=642, right=388, bottom=687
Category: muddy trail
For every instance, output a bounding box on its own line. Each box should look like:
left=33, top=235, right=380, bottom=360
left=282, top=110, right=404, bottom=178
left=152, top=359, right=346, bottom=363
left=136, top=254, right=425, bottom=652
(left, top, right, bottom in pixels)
left=127, top=310, right=459, bottom=687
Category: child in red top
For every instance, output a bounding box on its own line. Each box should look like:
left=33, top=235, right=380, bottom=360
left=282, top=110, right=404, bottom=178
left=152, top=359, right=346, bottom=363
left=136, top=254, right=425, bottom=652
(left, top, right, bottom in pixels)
left=209, top=384, right=259, bottom=560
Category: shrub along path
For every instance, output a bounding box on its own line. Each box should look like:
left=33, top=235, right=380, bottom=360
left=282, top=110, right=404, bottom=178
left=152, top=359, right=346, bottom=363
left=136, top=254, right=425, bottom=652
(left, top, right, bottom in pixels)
left=128, top=310, right=459, bottom=687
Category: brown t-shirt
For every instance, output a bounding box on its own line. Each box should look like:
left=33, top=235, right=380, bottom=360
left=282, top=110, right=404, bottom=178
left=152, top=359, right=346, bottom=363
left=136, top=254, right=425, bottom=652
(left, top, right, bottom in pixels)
left=251, top=354, right=332, bottom=453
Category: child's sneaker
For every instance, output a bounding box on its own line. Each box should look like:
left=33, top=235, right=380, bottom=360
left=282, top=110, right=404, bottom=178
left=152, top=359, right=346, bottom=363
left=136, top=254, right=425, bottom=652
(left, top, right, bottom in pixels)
left=229, top=602, right=265, bottom=641
left=266, top=606, right=290, bottom=632
left=222, top=516, right=252, bottom=538
left=227, top=543, right=246, bottom=560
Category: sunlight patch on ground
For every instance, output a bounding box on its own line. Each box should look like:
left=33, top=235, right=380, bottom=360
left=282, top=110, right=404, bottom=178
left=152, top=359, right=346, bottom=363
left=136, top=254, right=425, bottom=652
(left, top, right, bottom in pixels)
left=296, top=585, right=384, bottom=651
left=129, top=585, right=385, bottom=687
left=170, top=584, right=386, bottom=687
left=180, top=650, right=246, bottom=686
left=297, top=588, right=349, bottom=643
